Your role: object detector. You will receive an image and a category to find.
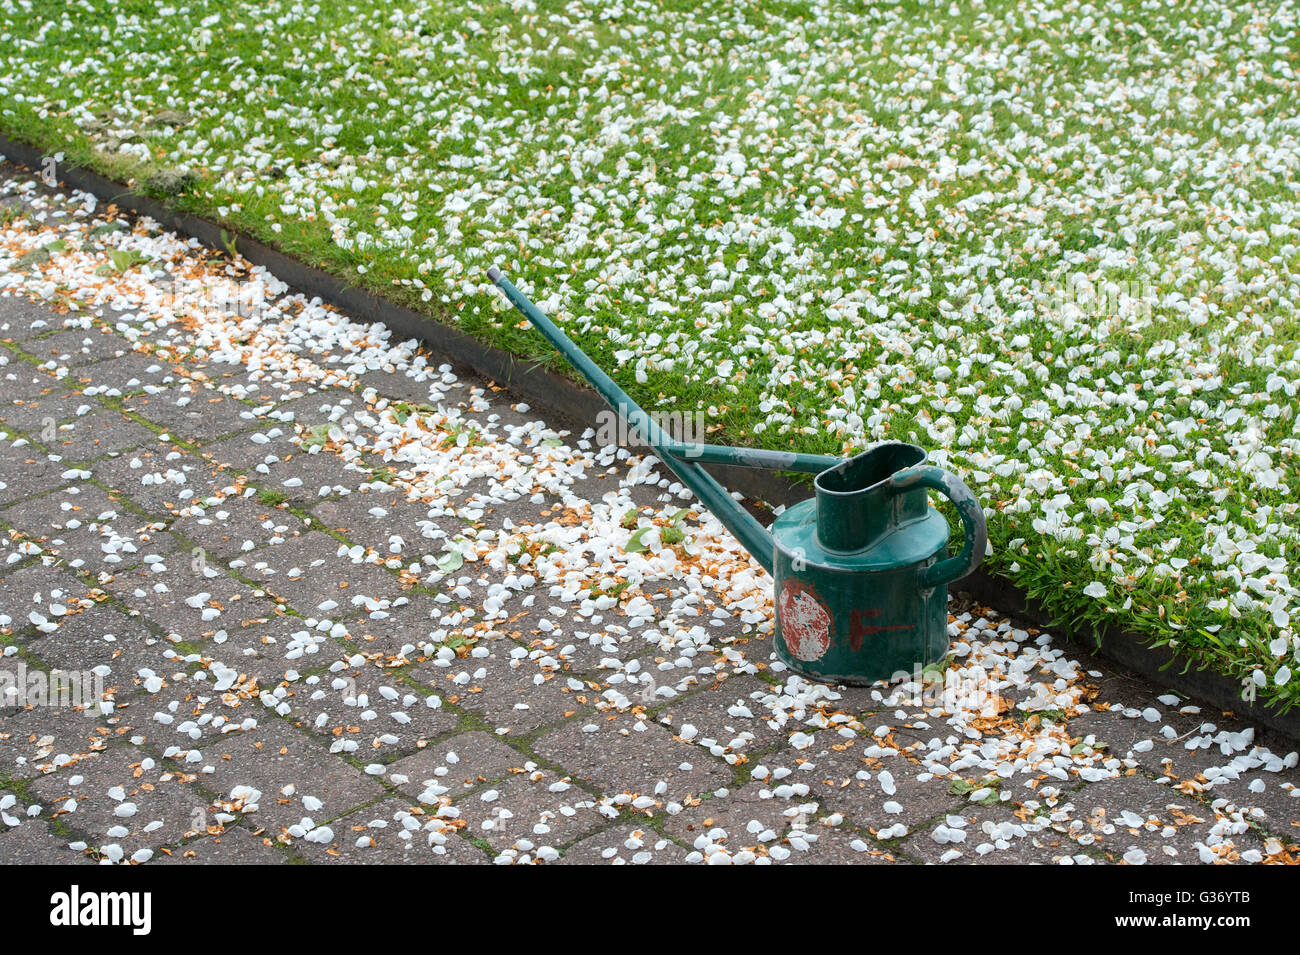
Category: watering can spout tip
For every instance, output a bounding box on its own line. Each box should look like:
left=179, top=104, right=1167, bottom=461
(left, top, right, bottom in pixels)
left=487, top=265, right=504, bottom=284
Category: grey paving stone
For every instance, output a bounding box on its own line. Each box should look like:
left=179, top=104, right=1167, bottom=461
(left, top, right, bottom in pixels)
left=663, top=781, right=812, bottom=848
left=1048, top=774, right=1267, bottom=864
left=27, top=744, right=213, bottom=860
left=0, top=561, right=98, bottom=633
left=1161, top=747, right=1300, bottom=835
left=0, top=700, right=128, bottom=780
left=171, top=358, right=271, bottom=390
left=231, top=530, right=405, bottom=613
left=1066, top=706, right=1175, bottom=763
left=1068, top=683, right=1300, bottom=834
left=38, top=410, right=160, bottom=463
left=550, top=459, right=672, bottom=513
left=17, top=601, right=176, bottom=691
left=465, top=482, right=575, bottom=532
left=141, top=668, right=280, bottom=755
left=899, top=803, right=1073, bottom=864
left=193, top=719, right=387, bottom=834
left=0, top=658, right=115, bottom=721
left=779, top=825, right=904, bottom=864
left=654, top=674, right=789, bottom=759
left=387, top=731, right=525, bottom=800
left=201, top=427, right=302, bottom=473
left=310, top=494, right=452, bottom=562
left=1, top=483, right=164, bottom=576
left=170, top=494, right=310, bottom=564
left=200, top=367, right=313, bottom=401
left=0, top=366, right=62, bottom=405
left=124, top=385, right=259, bottom=446
left=0, top=295, right=78, bottom=341
left=0, top=815, right=83, bottom=864
left=558, top=823, right=689, bottom=865
left=413, top=642, right=591, bottom=738
left=790, top=740, right=967, bottom=834
left=532, top=713, right=731, bottom=803
left=104, top=558, right=280, bottom=640
left=276, top=658, right=459, bottom=760
left=357, top=368, right=442, bottom=406
left=287, top=797, right=484, bottom=864
left=21, top=327, right=132, bottom=367
left=154, top=826, right=290, bottom=865
left=60, top=353, right=176, bottom=395
left=342, top=594, right=442, bottom=659
left=169, top=610, right=329, bottom=689
left=0, top=438, right=62, bottom=505
left=476, top=579, right=664, bottom=675
left=237, top=448, right=382, bottom=504
left=87, top=442, right=230, bottom=516
left=455, top=772, right=607, bottom=854
left=0, top=384, right=94, bottom=435
left=809, top=682, right=893, bottom=722
left=251, top=387, right=358, bottom=429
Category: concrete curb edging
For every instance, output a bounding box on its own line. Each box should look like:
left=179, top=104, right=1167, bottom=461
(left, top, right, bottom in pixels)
left=5, top=132, right=1298, bottom=745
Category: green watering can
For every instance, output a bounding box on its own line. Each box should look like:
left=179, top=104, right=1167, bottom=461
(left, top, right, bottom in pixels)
left=488, top=267, right=987, bottom=686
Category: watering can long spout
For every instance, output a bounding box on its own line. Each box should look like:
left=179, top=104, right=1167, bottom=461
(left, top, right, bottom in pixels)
left=488, top=266, right=841, bottom=574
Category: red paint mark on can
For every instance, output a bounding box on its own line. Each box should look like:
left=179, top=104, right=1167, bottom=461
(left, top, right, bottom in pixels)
left=849, top=608, right=913, bottom=651
left=778, top=579, right=832, bottom=662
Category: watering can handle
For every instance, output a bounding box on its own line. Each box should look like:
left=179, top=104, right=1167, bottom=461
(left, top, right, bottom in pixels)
left=888, top=465, right=987, bottom=589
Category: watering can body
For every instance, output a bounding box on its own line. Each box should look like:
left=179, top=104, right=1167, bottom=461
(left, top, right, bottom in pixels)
left=770, top=443, right=985, bottom=685
left=488, top=267, right=987, bottom=687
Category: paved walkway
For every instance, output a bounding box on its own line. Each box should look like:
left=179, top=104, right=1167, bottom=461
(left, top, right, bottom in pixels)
left=0, top=163, right=1297, bottom=864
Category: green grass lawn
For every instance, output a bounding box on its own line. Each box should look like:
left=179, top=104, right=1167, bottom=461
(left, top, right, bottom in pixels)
left=2, top=0, right=1298, bottom=706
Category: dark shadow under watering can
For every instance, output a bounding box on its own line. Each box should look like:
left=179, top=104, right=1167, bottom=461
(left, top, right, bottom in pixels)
left=489, top=267, right=988, bottom=685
